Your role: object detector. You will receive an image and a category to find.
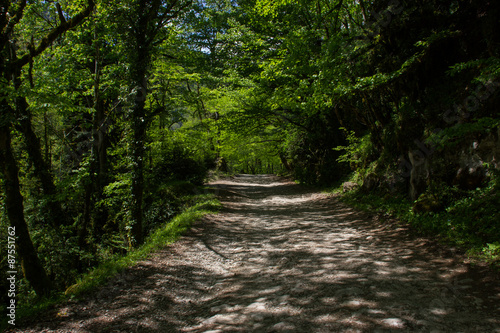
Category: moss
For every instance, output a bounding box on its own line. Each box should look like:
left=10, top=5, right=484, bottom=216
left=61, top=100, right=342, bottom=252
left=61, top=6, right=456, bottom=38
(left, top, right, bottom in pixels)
left=412, top=193, right=443, bottom=214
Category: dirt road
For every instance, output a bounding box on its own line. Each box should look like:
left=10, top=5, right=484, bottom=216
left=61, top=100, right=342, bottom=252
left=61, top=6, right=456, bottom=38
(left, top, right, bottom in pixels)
left=11, top=175, right=500, bottom=332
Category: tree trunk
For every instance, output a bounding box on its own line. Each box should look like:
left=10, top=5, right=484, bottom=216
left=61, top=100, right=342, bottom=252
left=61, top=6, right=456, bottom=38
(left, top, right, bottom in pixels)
left=0, top=0, right=94, bottom=296
left=92, top=60, right=109, bottom=238
left=15, top=95, right=67, bottom=227
left=125, top=0, right=191, bottom=247
left=279, top=153, right=292, bottom=171
left=9, top=41, right=67, bottom=227
left=0, top=117, right=52, bottom=296
left=129, top=85, right=146, bottom=247
left=80, top=42, right=110, bottom=246
left=44, top=111, right=50, bottom=163
left=79, top=180, right=93, bottom=248
left=128, top=25, right=149, bottom=247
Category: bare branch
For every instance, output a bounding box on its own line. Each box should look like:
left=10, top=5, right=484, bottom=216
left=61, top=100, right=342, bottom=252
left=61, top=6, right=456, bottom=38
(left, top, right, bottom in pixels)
left=56, top=3, right=66, bottom=24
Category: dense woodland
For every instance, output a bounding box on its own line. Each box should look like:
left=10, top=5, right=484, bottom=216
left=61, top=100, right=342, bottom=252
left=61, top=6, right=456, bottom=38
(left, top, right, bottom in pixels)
left=1, top=0, right=499, bottom=313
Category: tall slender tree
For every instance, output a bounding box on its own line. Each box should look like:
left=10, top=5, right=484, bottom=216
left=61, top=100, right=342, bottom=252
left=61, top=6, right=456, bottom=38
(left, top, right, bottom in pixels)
left=125, top=0, right=192, bottom=247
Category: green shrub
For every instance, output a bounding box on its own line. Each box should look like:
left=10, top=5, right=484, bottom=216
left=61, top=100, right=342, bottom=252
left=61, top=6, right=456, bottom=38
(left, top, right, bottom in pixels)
left=153, top=144, right=209, bottom=186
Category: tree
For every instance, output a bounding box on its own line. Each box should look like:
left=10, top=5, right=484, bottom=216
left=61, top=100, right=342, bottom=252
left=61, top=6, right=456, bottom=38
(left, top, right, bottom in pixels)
left=124, top=0, right=192, bottom=247
left=0, top=0, right=95, bottom=296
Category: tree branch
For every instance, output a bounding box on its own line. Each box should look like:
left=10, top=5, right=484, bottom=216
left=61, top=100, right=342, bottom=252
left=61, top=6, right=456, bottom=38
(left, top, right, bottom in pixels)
left=0, top=0, right=27, bottom=53
left=13, top=0, right=95, bottom=68
left=269, top=108, right=312, bottom=132
left=56, top=3, right=66, bottom=24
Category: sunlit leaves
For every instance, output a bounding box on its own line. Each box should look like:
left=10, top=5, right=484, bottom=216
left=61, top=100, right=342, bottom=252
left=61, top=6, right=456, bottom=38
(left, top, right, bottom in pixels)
left=254, top=0, right=295, bottom=18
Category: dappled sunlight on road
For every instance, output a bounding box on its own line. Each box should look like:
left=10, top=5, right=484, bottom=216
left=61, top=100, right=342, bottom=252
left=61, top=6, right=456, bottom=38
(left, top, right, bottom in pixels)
left=174, top=175, right=499, bottom=332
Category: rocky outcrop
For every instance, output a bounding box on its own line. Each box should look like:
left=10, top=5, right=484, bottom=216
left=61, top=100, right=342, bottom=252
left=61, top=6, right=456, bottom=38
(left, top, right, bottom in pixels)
left=475, top=126, right=500, bottom=169
left=453, top=127, right=499, bottom=190
left=361, top=173, right=380, bottom=192
left=342, top=181, right=359, bottom=193
left=408, top=150, right=429, bottom=201
left=406, top=126, right=499, bottom=200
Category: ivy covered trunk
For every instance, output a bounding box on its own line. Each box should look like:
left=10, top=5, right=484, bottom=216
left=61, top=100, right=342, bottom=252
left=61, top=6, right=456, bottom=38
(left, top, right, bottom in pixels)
left=129, top=69, right=147, bottom=247
left=127, top=0, right=154, bottom=247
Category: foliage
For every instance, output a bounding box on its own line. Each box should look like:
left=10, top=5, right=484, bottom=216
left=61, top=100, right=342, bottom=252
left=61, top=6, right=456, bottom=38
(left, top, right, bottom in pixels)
left=340, top=170, right=500, bottom=267
left=478, top=242, right=500, bottom=265
left=334, top=129, right=374, bottom=171
left=1, top=0, right=500, bottom=320
left=427, top=118, right=500, bottom=149
left=65, top=193, right=220, bottom=297
left=0, top=0, right=221, bottom=305
left=1, top=193, right=220, bottom=331
left=152, top=144, right=210, bottom=185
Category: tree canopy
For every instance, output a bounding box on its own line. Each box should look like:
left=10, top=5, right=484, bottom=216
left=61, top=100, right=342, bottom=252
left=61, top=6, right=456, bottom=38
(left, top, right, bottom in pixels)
left=1, top=0, right=499, bottom=309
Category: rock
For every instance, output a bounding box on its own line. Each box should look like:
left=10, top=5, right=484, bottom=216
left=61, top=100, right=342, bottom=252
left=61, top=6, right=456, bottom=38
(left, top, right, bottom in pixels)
left=342, top=181, right=359, bottom=193
left=408, top=150, right=429, bottom=201
left=412, top=193, right=443, bottom=214
left=476, top=126, right=500, bottom=169
left=453, top=129, right=499, bottom=190
left=361, top=173, right=380, bottom=192
left=454, top=165, right=486, bottom=190
left=382, top=173, right=406, bottom=193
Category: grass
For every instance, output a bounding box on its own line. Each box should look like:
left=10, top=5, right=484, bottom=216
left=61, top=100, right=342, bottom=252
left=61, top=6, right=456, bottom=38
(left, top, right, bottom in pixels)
left=4, top=194, right=221, bottom=331
left=65, top=196, right=220, bottom=296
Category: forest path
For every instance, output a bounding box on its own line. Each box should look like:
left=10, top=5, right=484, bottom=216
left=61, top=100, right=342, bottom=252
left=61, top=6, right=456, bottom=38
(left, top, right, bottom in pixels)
left=12, top=175, right=500, bottom=332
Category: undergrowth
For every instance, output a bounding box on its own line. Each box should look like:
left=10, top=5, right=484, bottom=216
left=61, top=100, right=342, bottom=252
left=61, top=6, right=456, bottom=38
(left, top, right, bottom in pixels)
left=339, top=172, right=500, bottom=269
left=2, top=192, right=220, bottom=331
